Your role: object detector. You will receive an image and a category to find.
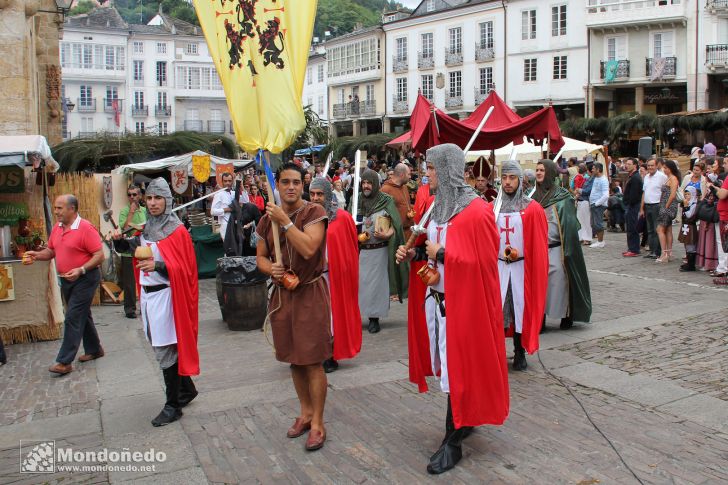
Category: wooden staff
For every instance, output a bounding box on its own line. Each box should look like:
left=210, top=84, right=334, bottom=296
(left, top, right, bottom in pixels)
left=262, top=166, right=282, bottom=264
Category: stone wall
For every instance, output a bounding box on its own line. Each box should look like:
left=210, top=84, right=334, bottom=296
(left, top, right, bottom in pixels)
left=0, top=0, right=63, bottom=144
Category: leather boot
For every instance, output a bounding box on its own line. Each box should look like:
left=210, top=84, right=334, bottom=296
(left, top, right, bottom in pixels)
left=512, top=333, right=527, bottom=371
left=680, top=253, right=696, bottom=272
left=427, top=396, right=472, bottom=474
left=367, top=318, right=380, bottom=334
left=323, top=358, right=339, bottom=373
left=0, top=337, right=6, bottom=365
left=560, top=316, right=573, bottom=330
left=539, top=314, right=546, bottom=334
left=152, top=363, right=183, bottom=427
left=179, top=376, right=198, bottom=408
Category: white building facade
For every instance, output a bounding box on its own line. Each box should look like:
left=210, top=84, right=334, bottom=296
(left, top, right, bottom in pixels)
left=698, top=0, right=728, bottom=110
left=302, top=49, right=329, bottom=122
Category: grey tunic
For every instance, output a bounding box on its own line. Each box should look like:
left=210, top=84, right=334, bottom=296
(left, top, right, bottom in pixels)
left=545, top=205, right=569, bottom=319
left=358, top=208, right=391, bottom=318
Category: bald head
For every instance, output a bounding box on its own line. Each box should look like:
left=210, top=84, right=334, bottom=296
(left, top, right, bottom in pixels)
left=392, top=162, right=411, bottom=185
left=53, top=194, right=79, bottom=226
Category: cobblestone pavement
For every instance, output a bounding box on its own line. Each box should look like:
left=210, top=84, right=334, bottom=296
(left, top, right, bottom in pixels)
left=1, top=229, right=727, bottom=484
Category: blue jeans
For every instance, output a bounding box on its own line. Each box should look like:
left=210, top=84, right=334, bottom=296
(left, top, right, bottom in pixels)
left=644, top=203, right=661, bottom=256
left=590, top=205, right=607, bottom=233
left=625, top=204, right=640, bottom=253
left=56, top=268, right=102, bottom=364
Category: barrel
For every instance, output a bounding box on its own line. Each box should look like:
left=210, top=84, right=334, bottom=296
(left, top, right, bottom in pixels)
left=216, top=257, right=268, bottom=331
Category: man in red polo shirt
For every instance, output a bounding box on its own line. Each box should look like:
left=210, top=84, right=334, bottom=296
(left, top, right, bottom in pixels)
left=25, top=194, right=105, bottom=376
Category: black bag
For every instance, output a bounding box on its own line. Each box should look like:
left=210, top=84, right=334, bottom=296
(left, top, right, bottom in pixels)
left=696, top=198, right=719, bottom=223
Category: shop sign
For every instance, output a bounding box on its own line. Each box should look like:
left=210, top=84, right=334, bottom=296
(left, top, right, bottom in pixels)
left=0, top=167, right=25, bottom=193
left=644, top=88, right=686, bottom=104
left=0, top=202, right=29, bottom=226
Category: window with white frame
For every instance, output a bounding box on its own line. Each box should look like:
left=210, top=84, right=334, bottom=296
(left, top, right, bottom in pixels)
left=396, top=37, right=407, bottom=61
left=521, top=10, right=536, bottom=40
left=421, top=74, right=433, bottom=100
left=326, top=38, right=380, bottom=77
left=307, top=96, right=313, bottom=107
left=135, top=122, right=145, bottom=134
left=60, top=43, right=70, bottom=67
left=157, top=42, right=166, bottom=54
left=449, top=71, right=462, bottom=97
left=80, top=85, right=93, bottom=106
left=551, top=5, right=566, bottom=37
left=365, top=83, right=374, bottom=100
left=133, top=41, right=143, bottom=54
left=479, top=67, right=493, bottom=93
left=338, top=88, right=345, bottom=104
left=157, top=92, right=167, bottom=107
left=105, top=86, right=118, bottom=107
left=553, top=56, right=567, bottom=79
left=186, top=108, right=199, bottom=120
left=421, top=32, right=433, bottom=58
left=307, top=67, right=313, bottom=85
left=133, top=60, right=144, bottom=81
left=396, top=77, right=408, bottom=102
left=426, top=0, right=435, bottom=12
left=211, top=67, right=223, bottom=90
left=186, top=43, right=198, bottom=55
left=156, top=61, right=167, bottom=85
left=82, top=44, right=93, bottom=69
left=134, top=91, right=144, bottom=108
left=104, top=46, right=125, bottom=71
left=652, top=31, right=674, bottom=58
left=94, top=46, right=104, bottom=69
left=524, top=58, right=537, bottom=81
left=158, top=122, right=168, bottom=135
left=317, top=64, right=324, bottom=82
left=479, top=21, right=494, bottom=49
left=81, top=117, right=93, bottom=132
left=606, top=36, right=627, bottom=60
left=449, top=27, right=462, bottom=53
left=318, top=96, right=324, bottom=115
left=210, top=109, right=222, bottom=121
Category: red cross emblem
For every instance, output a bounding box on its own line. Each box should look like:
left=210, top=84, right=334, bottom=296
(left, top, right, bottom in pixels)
left=499, top=215, right=515, bottom=246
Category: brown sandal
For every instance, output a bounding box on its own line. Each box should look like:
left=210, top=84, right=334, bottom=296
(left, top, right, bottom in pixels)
left=287, top=418, right=312, bottom=438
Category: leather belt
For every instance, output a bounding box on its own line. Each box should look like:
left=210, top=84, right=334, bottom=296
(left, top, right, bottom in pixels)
left=143, top=284, right=169, bottom=293
left=548, top=242, right=562, bottom=249
left=360, top=242, right=388, bottom=250
left=498, top=257, right=524, bottom=264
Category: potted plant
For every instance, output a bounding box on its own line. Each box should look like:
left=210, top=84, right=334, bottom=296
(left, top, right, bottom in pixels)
left=30, top=230, right=44, bottom=250
left=14, top=235, right=32, bottom=257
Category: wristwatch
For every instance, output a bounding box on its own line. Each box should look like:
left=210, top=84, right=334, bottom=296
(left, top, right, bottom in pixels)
left=282, top=222, right=294, bottom=232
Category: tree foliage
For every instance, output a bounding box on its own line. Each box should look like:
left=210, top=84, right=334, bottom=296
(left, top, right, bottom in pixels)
left=314, top=0, right=405, bottom=39
left=111, top=0, right=198, bottom=25
left=69, top=0, right=96, bottom=16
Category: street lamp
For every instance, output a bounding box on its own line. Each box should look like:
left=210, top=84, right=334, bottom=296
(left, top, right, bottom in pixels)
left=65, top=98, right=75, bottom=112
left=38, top=0, right=74, bottom=21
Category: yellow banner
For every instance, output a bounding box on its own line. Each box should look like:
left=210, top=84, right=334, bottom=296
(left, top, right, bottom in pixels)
left=193, top=0, right=317, bottom=154
left=192, top=154, right=211, bottom=183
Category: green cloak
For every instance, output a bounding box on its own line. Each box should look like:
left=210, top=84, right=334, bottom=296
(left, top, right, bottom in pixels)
left=540, top=187, right=592, bottom=323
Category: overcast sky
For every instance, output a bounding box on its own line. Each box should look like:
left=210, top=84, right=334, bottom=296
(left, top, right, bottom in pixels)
left=400, top=0, right=421, bottom=8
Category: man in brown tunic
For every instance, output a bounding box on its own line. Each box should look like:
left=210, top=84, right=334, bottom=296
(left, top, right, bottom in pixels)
left=256, top=162, right=331, bottom=451
left=381, top=162, right=414, bottom=239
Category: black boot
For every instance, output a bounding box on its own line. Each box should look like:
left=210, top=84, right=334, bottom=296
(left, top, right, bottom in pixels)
left=559, top=316, right=573, bottom=330
left=323, top=358, right=339, bottom=373
left=539, top=315, right=546, bottom=334
left=512, top=333, right=527, bottom=371
left=179, top=376, right=198, bottom=408
left=367, top=318, right=380, bottom=334
left=152, top=363, right=183, bottom=427
left=680, top=253, right=696, bottom=272
left=0, top=337, right=6, bottom=365
left=427, top=396, right=472, bottom=474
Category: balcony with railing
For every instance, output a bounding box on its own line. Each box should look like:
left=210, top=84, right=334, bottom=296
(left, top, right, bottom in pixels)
left=445, top=94, right=463, bottom=109
left=132, top=105, right=148, bottom=117
left=586, top=0, right=687, bottom=27
left=208, top=120, right=226, bottom=133
left=360, top=99, right=376, bottom=116
left=103, top=98, right=123, bottom=113
left=393, top=97, right=409, bottom=114
left=706, top=44, right=728, bottom=66
left=184, top=120, right=203, bottom=131
left=475, top=44, right=495, bottom=62
left=445, top=48, right=463, bottom=66
left=418, top=52, right=434, bottom=70
left=474, top=85, right=495, bottom=105
left=333, top=103, right=347, bottom=119
left=393, top=55, right=408, bottom=73
left=156, top=77, right=168, bottom=87
left=600, top=60, right=630, bottom=81
left=707, top=0, right=728, bottom=14
left=77, top=98, right=96, bottom=113
left=155, top=105, right=172, bottom=117
left=78, top=131, right=97, bottom=138
left=646, top=56, right=676, bottom=79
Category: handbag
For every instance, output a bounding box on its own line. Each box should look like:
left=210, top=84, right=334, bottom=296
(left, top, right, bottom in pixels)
left=696, top=198, right=719, bottom=223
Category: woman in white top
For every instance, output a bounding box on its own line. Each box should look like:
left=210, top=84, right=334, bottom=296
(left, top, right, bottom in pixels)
left=332, top=179, right=346, bottom=208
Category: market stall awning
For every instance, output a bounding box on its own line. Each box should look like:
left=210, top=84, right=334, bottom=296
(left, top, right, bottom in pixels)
left=386, top=131, right=412, bottom=147
left=467, top=136, right=602, bottom=163
left=111, top=150, right=254, bottom=175
left=0, top=135, right=58, bottom=171
left=294, top=145, right=327, bottom=156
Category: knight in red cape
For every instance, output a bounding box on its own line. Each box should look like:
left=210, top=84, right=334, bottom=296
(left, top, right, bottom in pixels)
left=492, top=160, right=549, bottom=371
left=113, top=178, right=199, bottom=428
left=397, top=144, right=509, bottom=475
left=309, top=178, right=361, bottom=373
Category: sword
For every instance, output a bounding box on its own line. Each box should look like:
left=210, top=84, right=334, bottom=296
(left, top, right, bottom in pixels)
left=398, top=201, right=436, bottom=262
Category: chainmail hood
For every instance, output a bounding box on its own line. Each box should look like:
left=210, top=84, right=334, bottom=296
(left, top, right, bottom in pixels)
left=427, top=144, right=478, bottom=223
left=142, top=177, right=182, bottom=242
left=499, top=159, right=531, bottom=213
left=309, top=177, right=338, bottom=221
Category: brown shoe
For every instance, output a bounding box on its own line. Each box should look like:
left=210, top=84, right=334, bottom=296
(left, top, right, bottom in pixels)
left=78, top=348, right=105, bottom=362
left=305, top=429, right=326, bottom=451
left=286, top=417, right=312, bottom=438
left=49, top=363, right=73, bottom=375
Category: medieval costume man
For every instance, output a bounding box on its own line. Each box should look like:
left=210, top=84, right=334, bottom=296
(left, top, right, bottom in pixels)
left=256, top=163, right=331, bottom=451
left=113, top=178, right=199, bottom=427
left=309, top=178, right=361, bottom=373
left=381, top=163, right=414, bottom=239
left=397, top=144, right=509, bottom=475
left=357, top=169, right=408, bottom=333
left=473, top=155, right=498, bottom=202
left=533, top=160, right=592, bottom=329
left=493, top=161, right=549, bottom=371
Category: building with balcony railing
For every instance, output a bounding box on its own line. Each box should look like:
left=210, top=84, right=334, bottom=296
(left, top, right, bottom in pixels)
left=103, top=98, right=124, bottom=114
left=700, top=3, right=728, bottom=109
left=77, top=98, right=97, bottom=113
left=183, top=120, right=203, bottom=132
left=302, top=49, right=328, bottom=122
left=475, top=45, right=495, bottom=63
left=600, top=60, right=630, bottom=81
left=132, top=105, right=148, bottom=117
left=207, top=120, right=226, bottom=134
left=155, top=105, right=172, bottom=117
left=417, top=52, right=434, bottom=70
left=444, top=48, right=463, bottom=66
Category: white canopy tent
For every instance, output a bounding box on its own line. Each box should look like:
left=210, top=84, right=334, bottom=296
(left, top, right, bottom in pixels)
left=111, top=150, right=254, bottom=175
left=0, top=135, right=59, bottom=171
left=466, top=136, right=603, bottom=165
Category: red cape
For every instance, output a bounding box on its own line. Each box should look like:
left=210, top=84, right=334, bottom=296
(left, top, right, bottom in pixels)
left=154, top=226, right=200, bottom=376
left=328, top=209, right=362, bottom=360
left=445, top=198, right=509, bottom=428
left=407, top=184, right=435, bottom=392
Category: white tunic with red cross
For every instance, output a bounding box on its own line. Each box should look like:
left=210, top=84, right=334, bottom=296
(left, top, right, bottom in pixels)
left=497, top=211, right=526, bottom=333
left=424, top=220, right=449, bottom=392
left=139, top=236, right=177, bottom=347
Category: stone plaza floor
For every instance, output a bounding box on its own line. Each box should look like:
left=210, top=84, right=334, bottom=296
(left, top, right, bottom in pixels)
left=1, top=230, right=727, bottom=484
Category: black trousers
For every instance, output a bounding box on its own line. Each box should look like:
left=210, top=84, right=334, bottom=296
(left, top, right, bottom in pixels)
left=644, top=203, right=661, bottom=256
left=625, top=204, right=641, bottom=254
left=121, top=256, right=137, bottom=314
left=56, top=268, right=102, bottom=364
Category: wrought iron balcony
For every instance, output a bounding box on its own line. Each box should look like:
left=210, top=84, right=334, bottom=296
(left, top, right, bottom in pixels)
left=393, top=55, right=408, bottom=73
left=418, top=52, right=434, bottom=70
left=155, top=105, right=172, bottom=117
left=474, top=86, right=495, bottom=105
left=646, top=57, right=676, bottom=79
left=393, top=97, right=409, bottom=113
left=103, top=98, right=123, bottom=113
left=445, top=94, right=463, bottom=109
left=599, top=60, right=630, bottom=80
left=132, top=105, right=148, bottom=117
left=445, top=48, right=463, bottom=66
left=360, top=99, right=376, bottom=116
left=183, top=120, right=203, bottom=131
left=208, top=120, right=226, bottom=133
left=77, top=98, right=96, bottom=113
left=78, top=131, right=97, bottom=138
left=475, top=44, right=495, bottom=62
left=707, top=0, right=728, bottom=12
left=347, top=101, right=361, bottom=118
left=333, top=103, right=347, bottom=119
left=706, top=44, right=728, bottom=66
